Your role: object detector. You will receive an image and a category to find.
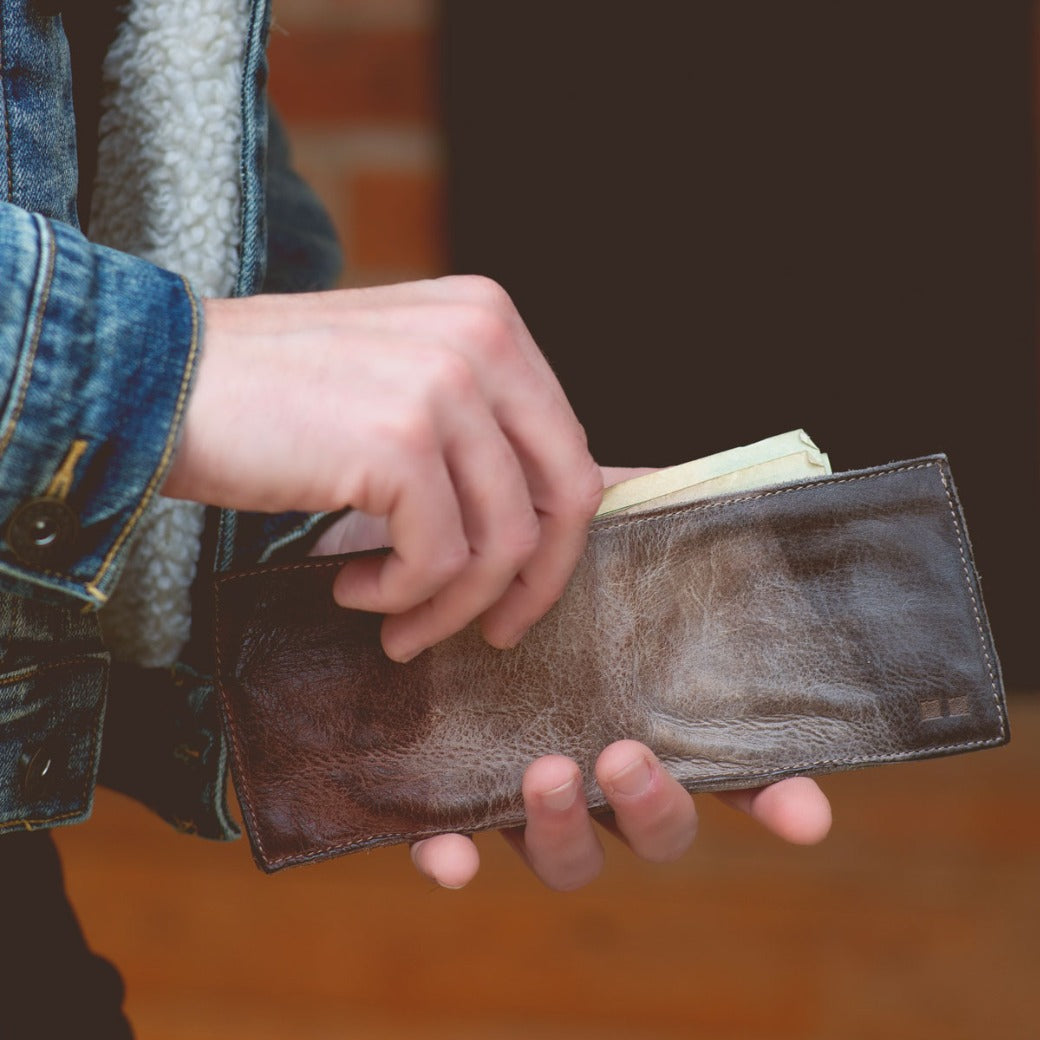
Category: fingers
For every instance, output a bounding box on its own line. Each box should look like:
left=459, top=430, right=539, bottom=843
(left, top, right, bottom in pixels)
left=479, top=464, right=658, bottom=646
left=478, top=504, right=596, bottom=650
left=476, top=427, right=603, bottom=648
left=510, top=756, right=605, bottom=891
left=380, top=410, right=543, bottom=659
left=330, top=450, right=468, bottom=658
left=508, top=745, right=696, bottom=891
left=595, top=741, right=699, bottom=862
left=392, top=278, right=604, bottom=648
left=304, top=275, right=602, bottom=659
left=333, top=385, right=546, bottom=661
left=418, top=756, right=831, bottom=896
left=714, top=776, right=832, bottom=845
left=409, top=833, right=481, bottom=890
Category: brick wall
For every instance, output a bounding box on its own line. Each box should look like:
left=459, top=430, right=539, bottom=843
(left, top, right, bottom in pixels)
left=268, top=0, right=444, bottom=287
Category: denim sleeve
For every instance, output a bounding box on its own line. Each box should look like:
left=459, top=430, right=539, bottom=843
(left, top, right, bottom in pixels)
left=0, top=201, right=201, bottom=608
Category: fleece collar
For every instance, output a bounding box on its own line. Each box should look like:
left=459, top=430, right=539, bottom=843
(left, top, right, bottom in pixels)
left=94, top=0, right=250, bottom=666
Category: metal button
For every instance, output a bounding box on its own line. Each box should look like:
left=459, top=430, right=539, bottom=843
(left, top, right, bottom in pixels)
left=6, top=498, right=79, bottom=566
left=19, top=744, right=61, bottom=802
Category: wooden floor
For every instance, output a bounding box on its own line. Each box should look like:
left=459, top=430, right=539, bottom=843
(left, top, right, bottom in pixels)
left=55, top=693, right=1040, bottom=1040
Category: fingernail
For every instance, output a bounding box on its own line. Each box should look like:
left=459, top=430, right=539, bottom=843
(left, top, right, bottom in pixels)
left=411, top=839, right=465, bottom=889
left=501, top=626, right=528, bottom=650
left=541, top=775, right=579, bottom=812
left=387, top=643, right=422, bottom=664
left=606, top=756, right=653, bottom=798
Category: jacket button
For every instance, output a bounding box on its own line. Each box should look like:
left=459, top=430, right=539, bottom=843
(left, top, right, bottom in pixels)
left=6, top=498, right=79, bottom=566
left=19, top=744, right=61, bottom=802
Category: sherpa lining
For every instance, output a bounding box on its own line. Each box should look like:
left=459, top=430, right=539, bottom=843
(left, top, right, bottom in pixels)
left=93, top=0, right=250, bottom=666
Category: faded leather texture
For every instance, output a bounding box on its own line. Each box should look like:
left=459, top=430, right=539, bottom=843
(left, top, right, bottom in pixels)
left=214, top=456, right=1008, bottom=872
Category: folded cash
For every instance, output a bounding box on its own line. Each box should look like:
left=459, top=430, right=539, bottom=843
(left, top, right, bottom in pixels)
left=596, top=430, right=831, bottom=518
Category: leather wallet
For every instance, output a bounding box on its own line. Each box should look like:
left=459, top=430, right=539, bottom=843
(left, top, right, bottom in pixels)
left=214, top=455, right=1009, bottom=872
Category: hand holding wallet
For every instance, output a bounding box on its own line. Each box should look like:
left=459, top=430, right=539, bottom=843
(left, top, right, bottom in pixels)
left=215, top=447, right=1009, bottom=872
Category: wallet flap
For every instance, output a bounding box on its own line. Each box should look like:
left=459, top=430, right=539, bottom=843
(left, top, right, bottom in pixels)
left=215, top=456, right=1008, bottom=872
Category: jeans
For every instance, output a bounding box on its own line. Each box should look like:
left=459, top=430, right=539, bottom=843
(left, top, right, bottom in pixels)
left=0, top=829, right=133, bottom=1038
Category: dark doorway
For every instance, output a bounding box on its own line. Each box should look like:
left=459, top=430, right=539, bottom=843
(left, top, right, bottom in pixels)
left=442, top=1, right=1039, bottom=686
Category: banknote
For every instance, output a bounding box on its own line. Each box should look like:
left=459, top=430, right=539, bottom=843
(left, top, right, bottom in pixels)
left=596, top=430, right=831, bottom=518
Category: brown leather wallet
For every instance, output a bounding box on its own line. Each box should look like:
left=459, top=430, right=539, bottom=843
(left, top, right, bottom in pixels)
left=214, top=455, right=1009, bottom=872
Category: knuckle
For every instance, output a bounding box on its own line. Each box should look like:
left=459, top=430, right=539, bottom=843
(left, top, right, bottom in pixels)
left=379, top=407, right=438, bottom=456
left=427, top=347, right=479, bottom=398
left=492, top=512, right=541, bottom=569
left=332, top=472, right=370, bottom=514
left=426, top=536, right=471, bottom=584
left=512, top=512, right=543, bottom=559
left=559, top=463, right=606, bottom=522
left=450, top=304, right=513, bottom=361
left=448, top=274, right=514, bottom=311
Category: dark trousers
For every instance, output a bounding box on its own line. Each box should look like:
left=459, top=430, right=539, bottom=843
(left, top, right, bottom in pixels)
left=0, top=830, right=133, bottom=1039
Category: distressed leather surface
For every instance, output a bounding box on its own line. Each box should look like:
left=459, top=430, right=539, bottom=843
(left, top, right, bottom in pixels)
left=215, top=456, right=1008, bottom=872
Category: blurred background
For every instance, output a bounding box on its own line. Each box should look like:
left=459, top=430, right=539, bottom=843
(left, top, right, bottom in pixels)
left=269, top=0, right=1039, bottom=688
left=57, top=2, right=1039, bottom=1037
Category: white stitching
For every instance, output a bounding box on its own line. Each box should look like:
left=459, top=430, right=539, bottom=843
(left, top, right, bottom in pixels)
left=259, top=730, right=1013, bottom=868
left=931, top=464, right=1006, bottom=741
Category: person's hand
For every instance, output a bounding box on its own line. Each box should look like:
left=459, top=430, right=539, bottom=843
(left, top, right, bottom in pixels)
left=163, top=276, right=603, bottom=663
left=410, top=747, right=831, bottom=890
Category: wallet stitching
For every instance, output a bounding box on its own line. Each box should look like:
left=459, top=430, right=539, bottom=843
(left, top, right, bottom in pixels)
left=213, top=591, right=274, bottom=864
left=212, top=460, right=942, bottom=586
left=592, top=461, right=941, bottom=534
left=932, top=465, right=1006, bottom=742
left=259, top=729, right=1011, bottom=868
left=213, top=456, right=1008, bottom=868
left=244, top=738, right=1010, bottom=870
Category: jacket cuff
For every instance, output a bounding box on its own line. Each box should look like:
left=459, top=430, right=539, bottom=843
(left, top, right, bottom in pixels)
left=0, top=204, right=202, bottom=607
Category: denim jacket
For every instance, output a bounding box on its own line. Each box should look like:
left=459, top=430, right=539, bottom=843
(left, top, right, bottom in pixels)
left=0, top=0, right=341, bottom=841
